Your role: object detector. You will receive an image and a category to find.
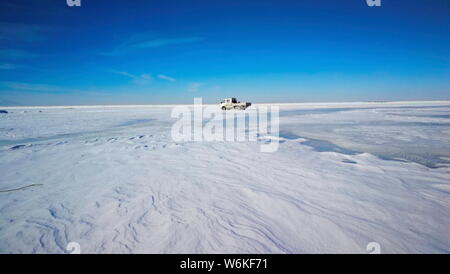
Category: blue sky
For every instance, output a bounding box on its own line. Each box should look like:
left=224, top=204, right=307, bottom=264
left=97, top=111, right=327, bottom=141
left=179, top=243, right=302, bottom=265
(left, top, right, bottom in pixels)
left=0, top=0, right=449, bottom=105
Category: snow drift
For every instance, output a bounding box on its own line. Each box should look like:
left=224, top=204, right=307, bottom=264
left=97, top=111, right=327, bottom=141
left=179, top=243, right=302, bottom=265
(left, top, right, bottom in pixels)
left=0, top=101, right=449, bottom=253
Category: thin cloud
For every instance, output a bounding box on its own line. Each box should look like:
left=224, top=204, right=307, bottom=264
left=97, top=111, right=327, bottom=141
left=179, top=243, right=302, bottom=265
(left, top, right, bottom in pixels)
left=0, top=22, right=49, bottom=42
left=133, top=74, right=152, bottom=85
left=0, top=81, right=84, bottom=94
left=111, top=70, right=139, bottom=79
left=101, top=36, right=204, bottom=56
left=188, top=82, right=205, bottom=92
left=157, top=74, right=176, bottom=82
left=0, top=63, right=21, bottom=70
left=111, top=70, right=153, bottom=85
left=134, top=37, right=204, bottom=49
left=0, top=49, right=39, bottom=60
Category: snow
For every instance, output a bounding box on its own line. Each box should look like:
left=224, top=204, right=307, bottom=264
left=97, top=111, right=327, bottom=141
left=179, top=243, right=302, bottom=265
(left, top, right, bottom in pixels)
left=1, top=101, right=450, bottom=253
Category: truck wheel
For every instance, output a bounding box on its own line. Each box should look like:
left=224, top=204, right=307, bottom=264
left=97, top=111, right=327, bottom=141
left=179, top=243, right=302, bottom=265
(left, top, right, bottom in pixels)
left=221, top=106, right=226, bottom=110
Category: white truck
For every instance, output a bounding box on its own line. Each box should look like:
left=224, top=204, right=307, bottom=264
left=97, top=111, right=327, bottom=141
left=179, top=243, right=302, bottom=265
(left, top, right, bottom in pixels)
left=220, top=98, right=252, bottom=110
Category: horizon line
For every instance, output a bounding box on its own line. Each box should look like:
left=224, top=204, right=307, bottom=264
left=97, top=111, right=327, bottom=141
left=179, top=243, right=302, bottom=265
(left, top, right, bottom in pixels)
left=2, top=99, right=450, bottom=109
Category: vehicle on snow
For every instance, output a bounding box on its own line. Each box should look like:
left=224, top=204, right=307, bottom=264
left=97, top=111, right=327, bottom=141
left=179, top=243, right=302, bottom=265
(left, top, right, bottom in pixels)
left=219, top=98, right=251, bottom=110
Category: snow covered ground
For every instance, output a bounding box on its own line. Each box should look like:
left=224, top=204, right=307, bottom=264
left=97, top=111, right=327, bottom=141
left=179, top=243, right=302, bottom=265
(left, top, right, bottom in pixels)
left=1, top=101, right=450, bottom=253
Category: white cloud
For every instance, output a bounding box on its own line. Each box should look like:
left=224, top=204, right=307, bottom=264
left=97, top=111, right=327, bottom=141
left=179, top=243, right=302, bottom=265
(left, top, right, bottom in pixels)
left=111, top=70, right=152, bottom=85
left=111, top=70, right=137, bottom=79
left=157, top=74, right=176, bottom=82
